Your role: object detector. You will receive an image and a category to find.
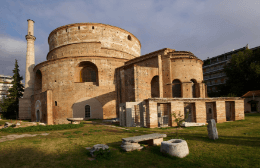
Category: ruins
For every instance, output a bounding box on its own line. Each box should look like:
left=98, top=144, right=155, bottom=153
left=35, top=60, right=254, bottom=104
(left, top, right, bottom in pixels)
left=19, top=20, right=245, bottom=126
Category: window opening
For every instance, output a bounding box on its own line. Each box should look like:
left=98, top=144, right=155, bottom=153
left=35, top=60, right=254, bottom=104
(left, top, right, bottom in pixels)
left=85, top=105, right=90, bottom=118
left=127, top=35, right=131, bottom=40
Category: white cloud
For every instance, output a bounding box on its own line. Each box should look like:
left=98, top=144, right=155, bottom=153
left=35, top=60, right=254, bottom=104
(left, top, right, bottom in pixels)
left=0, top=35, right=27, bottom=56
left=1, top=0, right=260, bottom=65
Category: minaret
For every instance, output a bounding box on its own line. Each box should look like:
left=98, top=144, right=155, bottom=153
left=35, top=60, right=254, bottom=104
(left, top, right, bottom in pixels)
left=19, top=19, right=36, bottom=119
left=24, top=19, right=36, bottom=98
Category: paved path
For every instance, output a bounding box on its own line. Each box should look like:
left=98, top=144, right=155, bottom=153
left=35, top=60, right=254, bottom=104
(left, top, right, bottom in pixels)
left=0, top=133, right=49, bottom=143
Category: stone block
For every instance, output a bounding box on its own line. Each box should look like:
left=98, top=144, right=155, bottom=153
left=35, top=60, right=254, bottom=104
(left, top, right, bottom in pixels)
left=88, top=144, right=109, bottom=157
left=207, top=119, right=218, bottom=140
left=181, top=122, right=205, bottom=127
left=160, top=139, right=189, bottom=158
left=147, top=137, right=163, bottom=146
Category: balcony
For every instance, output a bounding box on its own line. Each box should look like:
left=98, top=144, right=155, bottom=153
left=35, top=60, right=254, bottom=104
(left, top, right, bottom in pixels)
left=203, top=66, right=225, bottom=75
left=204, top=73, right=226, bottom=81
left=206, top=81, right=226, bottom=87
left=203, top=59, right=228, bottom=68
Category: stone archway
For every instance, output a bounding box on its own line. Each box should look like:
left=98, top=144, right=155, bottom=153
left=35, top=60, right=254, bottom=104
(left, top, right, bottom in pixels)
left=35, top=100, right=42, bottom=122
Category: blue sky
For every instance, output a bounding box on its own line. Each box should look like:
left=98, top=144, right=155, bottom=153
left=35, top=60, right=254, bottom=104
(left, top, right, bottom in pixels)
left=1, top=0, right=260, bottom=81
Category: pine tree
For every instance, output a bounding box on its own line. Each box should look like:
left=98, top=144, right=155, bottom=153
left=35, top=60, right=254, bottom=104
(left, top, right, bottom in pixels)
left=0, top=59, right=24, bottom=119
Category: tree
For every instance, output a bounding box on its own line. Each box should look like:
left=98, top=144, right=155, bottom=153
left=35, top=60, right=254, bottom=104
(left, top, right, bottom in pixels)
left=218, top=49, right=260, bottom=97
left=171, top=111, right=189, bottom=138
left=0, top=59, right=24, bottom=119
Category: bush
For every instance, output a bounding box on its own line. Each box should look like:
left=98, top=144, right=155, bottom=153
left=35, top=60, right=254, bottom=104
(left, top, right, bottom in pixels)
left=93, top=148, right=111, bottom=160
left=0, top=123, right=84, bottom=133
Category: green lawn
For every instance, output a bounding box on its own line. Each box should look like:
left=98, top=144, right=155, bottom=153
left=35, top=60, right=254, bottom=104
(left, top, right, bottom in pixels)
left=0, top=114, right=260, bottom=168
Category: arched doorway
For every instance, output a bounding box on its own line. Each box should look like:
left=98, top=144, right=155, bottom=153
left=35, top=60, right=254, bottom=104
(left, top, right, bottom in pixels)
left=151, top=76, right=159, bottom=98
left=36, top=110, right=40, bottom=122
left=172, top=79, right=182, bottom=98
left=35, top=100, right=41, bottom=122
left=85, top=105, right=91, bottom=118
left=190, top=79, right=197, bottom=98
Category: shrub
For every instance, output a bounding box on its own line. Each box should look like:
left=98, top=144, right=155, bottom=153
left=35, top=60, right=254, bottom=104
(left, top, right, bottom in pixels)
left=93, top=148, right=111, bottom=160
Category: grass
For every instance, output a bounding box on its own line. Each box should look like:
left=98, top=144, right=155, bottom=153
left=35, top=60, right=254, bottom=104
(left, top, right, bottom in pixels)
left=0, top=114, right=260, bottom=168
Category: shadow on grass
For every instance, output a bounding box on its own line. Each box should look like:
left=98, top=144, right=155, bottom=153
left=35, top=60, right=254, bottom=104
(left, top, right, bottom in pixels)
left=0, top=140, right=255, bottom=168
left=169, top=132, right=260, bottom=148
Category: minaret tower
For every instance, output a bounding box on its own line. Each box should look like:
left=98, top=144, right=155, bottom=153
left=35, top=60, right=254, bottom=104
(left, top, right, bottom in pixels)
left=19, top=19, right=36, bottom=119
left=24, top=19, right=36, bottom=97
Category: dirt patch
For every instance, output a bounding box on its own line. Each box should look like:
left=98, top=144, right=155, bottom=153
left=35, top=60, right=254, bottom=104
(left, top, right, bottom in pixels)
left=0, top=133, right=49, bottom=143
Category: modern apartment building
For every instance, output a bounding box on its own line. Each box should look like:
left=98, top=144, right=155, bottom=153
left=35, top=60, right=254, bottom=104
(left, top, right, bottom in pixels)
left=0, top=75, right=14, bottom=101
left=203, top=44, right=253, bottom=94
left=0, top=75, right=13, bottom=113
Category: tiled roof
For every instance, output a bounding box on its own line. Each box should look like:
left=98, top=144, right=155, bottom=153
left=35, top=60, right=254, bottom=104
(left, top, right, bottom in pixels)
left=242, top=90, right=260, bottom=98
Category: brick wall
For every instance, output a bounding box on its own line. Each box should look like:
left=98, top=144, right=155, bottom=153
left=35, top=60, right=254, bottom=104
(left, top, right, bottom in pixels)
left=215, top=101, right=226, bottom=123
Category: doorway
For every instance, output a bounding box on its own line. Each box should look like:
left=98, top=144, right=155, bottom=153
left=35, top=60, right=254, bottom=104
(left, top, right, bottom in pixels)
left=251, top=103, right=257, bottom=112
left=157, top=103, right=169, bottom=127
left=36, top=110, right=40, bottom=122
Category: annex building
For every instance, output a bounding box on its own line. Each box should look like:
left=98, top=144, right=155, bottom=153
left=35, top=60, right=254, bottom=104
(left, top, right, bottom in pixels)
left=19, top=20, right=245, bottom=127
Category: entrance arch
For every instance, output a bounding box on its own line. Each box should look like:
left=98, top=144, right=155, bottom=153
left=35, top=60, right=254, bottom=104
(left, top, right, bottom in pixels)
left=72, top=97, right=103, bottom=119
left=36, top=110, right=40, bottom=122
left=35, top=100, right=42, bottom=122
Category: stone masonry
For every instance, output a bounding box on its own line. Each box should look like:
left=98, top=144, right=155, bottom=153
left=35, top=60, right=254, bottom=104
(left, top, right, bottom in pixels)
left=19, top=19, right=36, bottom=119
left=18, top=20, right=245, bottom=125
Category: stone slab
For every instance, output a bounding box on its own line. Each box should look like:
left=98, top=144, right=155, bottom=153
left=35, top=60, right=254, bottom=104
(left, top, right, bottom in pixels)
left=181, top=122, right=206, bottom=127
left=122, top=133, right=167, bottom=143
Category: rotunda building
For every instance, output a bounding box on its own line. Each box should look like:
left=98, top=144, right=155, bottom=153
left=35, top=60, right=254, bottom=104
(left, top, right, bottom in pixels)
left=32, top=23, right=141, bottom=124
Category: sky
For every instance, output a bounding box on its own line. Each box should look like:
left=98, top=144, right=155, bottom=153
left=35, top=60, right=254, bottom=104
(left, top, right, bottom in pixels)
left=1, top=0, right=260, bottom=82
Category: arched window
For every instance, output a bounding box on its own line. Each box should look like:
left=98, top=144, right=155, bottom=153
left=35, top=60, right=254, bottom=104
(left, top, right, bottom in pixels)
left=190, top=79, right=197, bottom=98
left=78, top=61, right=98, bottom=85
left=151, top=76, right=159, bottom=98
left=35, top=70, right=42, bottom=91
left=172, top=79, right=182, bottom=98
left=81, top=67, right=97, bottom=82
left=85, top=105, right=90, bottom=118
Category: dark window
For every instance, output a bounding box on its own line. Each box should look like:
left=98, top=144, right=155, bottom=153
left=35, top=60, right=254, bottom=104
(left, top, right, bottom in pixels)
left=55, top=101, right=57, bottom=106
left=191, top=79, right=197, bottom=98
left=81, top=64, right=98, bottom=83
left=78, top=26, right=80, bottom=30
left=92, top=26, right=94, bottom=29
left=151, top=76, right=159, bottom=98
left=35, top=70, right=42, bottom=91
left=128, top=35, right=131, bottom=40
left=172, top=79, right=182, bottom=98
left=85, top=105, right=90, bottom=118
